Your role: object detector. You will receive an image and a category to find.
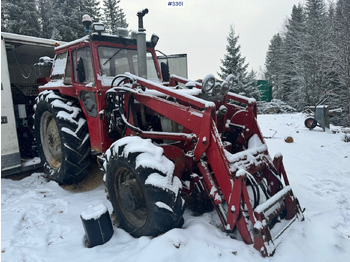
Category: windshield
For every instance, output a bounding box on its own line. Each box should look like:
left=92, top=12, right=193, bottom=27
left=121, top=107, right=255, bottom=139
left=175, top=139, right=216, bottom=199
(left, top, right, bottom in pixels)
left=98, top=46, right=159, bottom=86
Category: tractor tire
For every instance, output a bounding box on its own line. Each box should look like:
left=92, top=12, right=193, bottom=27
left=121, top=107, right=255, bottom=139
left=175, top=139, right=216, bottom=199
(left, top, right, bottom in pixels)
left=304, top=117, right=317, bottom=129
left=34, top=90, right=90, bottom=185
left=105, top=137, right=184, bottom=237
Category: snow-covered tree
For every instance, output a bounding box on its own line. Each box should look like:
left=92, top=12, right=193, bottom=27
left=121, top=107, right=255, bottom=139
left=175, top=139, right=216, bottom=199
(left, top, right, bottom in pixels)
left=49, top=0, right=87, bottom=41
left=244, top=70, right=261, bottom=100
left=329, top=0, right=350, bottom=126
left=219, top=25, right=258, bottom=98
left=303, top=0, right=334, bottom=106
left=282, top=4, right=308, bottom=109
left=82, top=0, right=102, bottom=23
left=1, top=0, right=41, bottom=37
left=1, top=0, right=10, bottom=32
left=265, top=33, right=285, bottom=100
left=38, top=0, right=54, bottom=39
left=264, top=0, right=349, bottom=126
left=103, top=0, right=128, bottom=34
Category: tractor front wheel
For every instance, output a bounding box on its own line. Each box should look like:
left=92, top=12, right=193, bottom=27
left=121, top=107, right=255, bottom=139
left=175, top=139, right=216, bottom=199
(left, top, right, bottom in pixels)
left=105, top=137, right=184, bottom=237
left=34, top=90, right=91, bottom=185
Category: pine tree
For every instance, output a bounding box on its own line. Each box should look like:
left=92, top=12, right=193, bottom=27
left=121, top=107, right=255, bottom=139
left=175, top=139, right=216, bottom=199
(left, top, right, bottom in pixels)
left=303, top=0, right=333, bottom=106
left=103, top=0, right=128, bottom=34
left=38, top=0, right=54, bottom=39
left=50, top=0, right=87, bottom=41
left=219, top=25, right=256, bottom=97
left=283, top=4, right=308, bottom=109
left=244, top=70, right=261, bottom=100
left=82, top=0, right=102, bottom=23
left=264, top=33, right=285, bottom=100
left=330, top=0, right=350, bottom=126
left=1, top=0, right=41, bottom=37
left=1, top=0, right=10, bottom=32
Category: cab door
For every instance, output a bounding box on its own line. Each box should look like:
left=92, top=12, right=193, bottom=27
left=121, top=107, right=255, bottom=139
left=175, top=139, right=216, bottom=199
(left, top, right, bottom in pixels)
left=71, top=45, right=105, bottom=153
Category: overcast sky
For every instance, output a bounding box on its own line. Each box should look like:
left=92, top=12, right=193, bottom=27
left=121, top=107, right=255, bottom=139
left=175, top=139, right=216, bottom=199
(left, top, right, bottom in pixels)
left=118, top=0, right=304, bottom=80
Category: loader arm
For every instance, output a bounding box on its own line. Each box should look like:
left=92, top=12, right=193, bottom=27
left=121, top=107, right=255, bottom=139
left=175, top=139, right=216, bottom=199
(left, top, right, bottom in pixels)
left=201, top=121, right=304, bottom=256
left=199, top=95, right=304, bottom=257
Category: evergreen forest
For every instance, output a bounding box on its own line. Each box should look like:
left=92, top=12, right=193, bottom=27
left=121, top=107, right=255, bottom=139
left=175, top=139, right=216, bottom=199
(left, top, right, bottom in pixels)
left=1, top=0, right=349, bottom=126
left=264, top=0, right=350, bottom=126
left=1, top=0, right=128, bottom=41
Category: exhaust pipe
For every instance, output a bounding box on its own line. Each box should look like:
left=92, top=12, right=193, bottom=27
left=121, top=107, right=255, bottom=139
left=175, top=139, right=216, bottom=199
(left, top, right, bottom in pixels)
left=136, top=8, right=148, bottom=79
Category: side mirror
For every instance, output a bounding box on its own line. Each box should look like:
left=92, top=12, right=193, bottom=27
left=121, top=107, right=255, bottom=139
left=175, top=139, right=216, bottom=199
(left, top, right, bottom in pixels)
left=34, top=56, right=53, bottom=81
left=77, top=57, right=86, bottom=83
left=161, top=62, right=170, bottom=82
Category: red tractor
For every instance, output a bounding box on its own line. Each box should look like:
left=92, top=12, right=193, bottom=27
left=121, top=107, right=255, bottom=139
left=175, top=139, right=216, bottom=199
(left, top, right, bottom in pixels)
left=34, top=10, right=303, bottom=256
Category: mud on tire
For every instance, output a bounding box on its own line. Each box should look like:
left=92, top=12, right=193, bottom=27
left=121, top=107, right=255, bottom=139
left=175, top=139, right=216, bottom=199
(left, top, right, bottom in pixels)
left=34, top=90, right=90, bottom=185
left=105, top=137, right=184, bottom=237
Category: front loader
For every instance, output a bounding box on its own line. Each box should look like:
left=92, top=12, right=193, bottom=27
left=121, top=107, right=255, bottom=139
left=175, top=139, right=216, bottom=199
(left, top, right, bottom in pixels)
left=102, top=72, right=304, bottom=256
left=34, top=9, right=303, bottom=256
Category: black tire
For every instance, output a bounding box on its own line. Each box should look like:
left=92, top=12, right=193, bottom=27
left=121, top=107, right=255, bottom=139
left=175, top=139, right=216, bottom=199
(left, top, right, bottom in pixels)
left=34, top=90, right=91, bottom=185
left=105, top=137, right=184, bottom=237
left=304, top=117, right=317, bottom=129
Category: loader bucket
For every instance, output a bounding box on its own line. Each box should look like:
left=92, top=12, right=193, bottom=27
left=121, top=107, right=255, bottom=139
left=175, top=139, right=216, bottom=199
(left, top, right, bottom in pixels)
left=252, top=186, right=303, bottom=256
left=225, top=148, right=304, bottom=256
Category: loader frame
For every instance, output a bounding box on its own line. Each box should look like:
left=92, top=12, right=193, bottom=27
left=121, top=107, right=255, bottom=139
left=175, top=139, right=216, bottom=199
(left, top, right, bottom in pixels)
left=105, top=73, right=304, bottom=256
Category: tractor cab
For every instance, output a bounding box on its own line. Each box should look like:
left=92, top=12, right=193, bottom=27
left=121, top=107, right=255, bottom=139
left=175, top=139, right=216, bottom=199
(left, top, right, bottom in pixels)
left=40, top=13, right=165, bottom=153
left=47, top=26, right=163, bottom=90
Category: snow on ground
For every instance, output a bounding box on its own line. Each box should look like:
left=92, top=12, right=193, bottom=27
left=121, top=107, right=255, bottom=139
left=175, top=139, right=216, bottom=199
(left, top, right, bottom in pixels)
left=2, top=113, right=350, bottom=262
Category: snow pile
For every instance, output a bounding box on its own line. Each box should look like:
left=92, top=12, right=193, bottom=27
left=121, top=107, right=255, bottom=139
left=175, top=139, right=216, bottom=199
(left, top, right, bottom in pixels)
left=225, top=134, right=268, bottom=174
left=336, top=127, right=350, bottom=142
left=40, top=79, right=73, bottom=88
left=105, top=136, right=175, bottom=177
left=36, top=56, right=53, bottom=66
left=81, top=203, right=108, bottom=220
left=105, top=136, right=182, bottom=199
left=2, top=113, right=350, bottom=262
left=345, top=133, right=350, bottom=143
left=257, top=99, right=297, bottom=114
left=145, top=173, right=182, bottom=198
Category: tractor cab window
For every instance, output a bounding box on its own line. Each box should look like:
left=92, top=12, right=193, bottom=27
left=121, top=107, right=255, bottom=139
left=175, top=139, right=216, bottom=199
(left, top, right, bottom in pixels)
left=132, top=52, right=159, bottom=81
left=72, top=46, right=95, bottom=85
left=98, top=46, right=159, bottom=85
left=51, top=52, right=67, bottom=81
left=64, top=52, right=72, bottom=85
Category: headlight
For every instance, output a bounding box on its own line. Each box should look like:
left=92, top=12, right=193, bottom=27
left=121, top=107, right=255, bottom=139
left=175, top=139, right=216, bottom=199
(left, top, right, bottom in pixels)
left=221, top=81, right=229, bottom=95
left=212, top=83, right=222, bottom=96
left=225, top=74, right=234, bottom=90
left=202, top=74, right=215, bottom=93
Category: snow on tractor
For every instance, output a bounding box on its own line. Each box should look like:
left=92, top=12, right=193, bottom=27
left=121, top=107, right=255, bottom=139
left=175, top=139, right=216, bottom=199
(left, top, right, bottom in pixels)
left=34, top=10, right=304, bottom=256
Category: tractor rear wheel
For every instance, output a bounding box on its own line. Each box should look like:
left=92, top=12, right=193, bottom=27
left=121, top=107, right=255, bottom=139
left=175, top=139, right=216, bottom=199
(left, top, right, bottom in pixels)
left=304, top=117, right=317, bottom=129
left=34, top=90, right=91, bottom=185
left=105, top=137, right=184, bottom=237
